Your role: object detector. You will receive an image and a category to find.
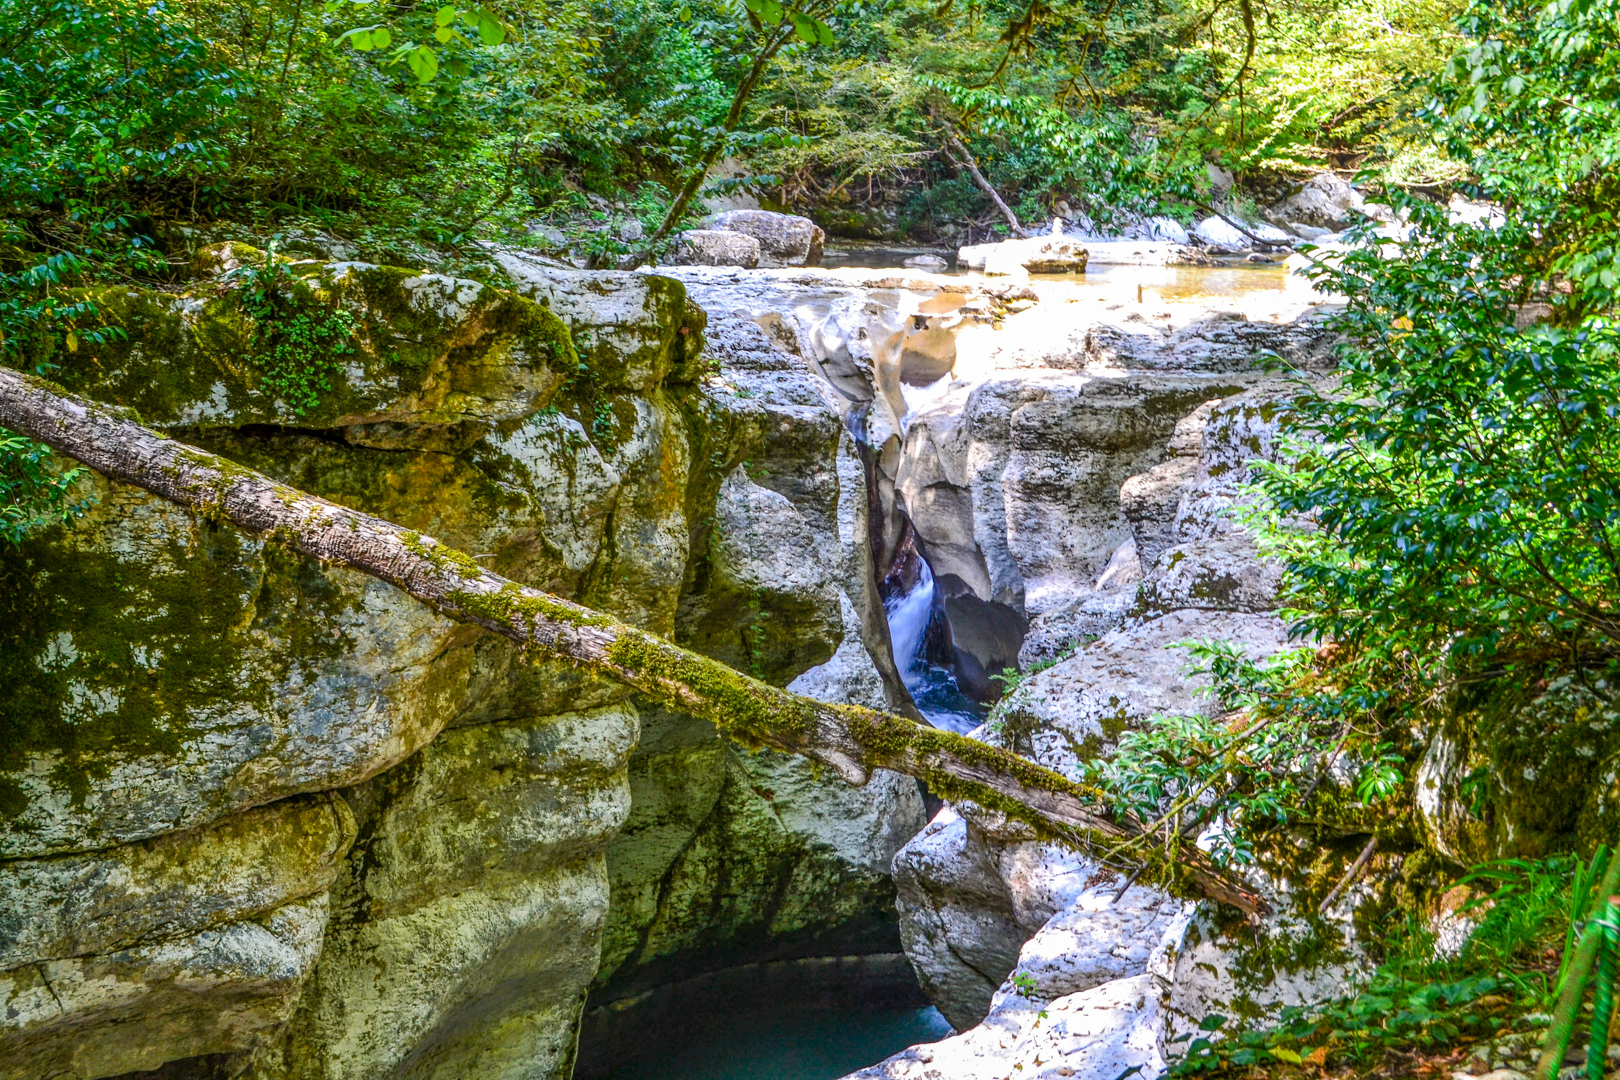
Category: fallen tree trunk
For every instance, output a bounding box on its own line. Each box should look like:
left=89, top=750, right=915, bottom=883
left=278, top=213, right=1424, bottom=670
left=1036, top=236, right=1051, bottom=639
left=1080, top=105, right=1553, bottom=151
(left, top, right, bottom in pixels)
left=0, top=367, right=1268, bottom=915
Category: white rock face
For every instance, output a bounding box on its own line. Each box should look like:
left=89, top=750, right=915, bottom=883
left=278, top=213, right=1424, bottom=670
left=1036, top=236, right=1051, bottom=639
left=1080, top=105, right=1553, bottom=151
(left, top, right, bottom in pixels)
left=1268, top=172, right=1368, bottom=230
left=957, top=236, right=1089, bottom=275
left=876, top=326, right=1363, bottom=1080
left=892, top=809, right=1030, bottom=1028
left=707, top=209, right=827, bottom=267
left=676, top=228, right=762, bottom=267
left=1193, top=215, right=1254, bottom=251
left=2, top=897, right=331, bottom=1080
left=844, top=974, right=1167, bottom=1080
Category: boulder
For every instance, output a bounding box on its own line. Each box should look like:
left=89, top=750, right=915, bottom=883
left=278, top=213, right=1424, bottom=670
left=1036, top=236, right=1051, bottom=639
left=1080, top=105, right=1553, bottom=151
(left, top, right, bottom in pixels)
left=676, top=228, right=761, bottom=268
left=904, top=254, right=950, bottom=272
left=707, top=209, right=825, bottom=267
left=892, top=809, right=1029, bottom=1029
left=844, top=974, right=1167, bottom=1080
left=957, top=236, right=1089, bottom=275
left=1142, top=215, right=1192, bottom=244
left=1267, top=171, right=1368, bottom=230
left=1192, top=215, right=1252, bottom=251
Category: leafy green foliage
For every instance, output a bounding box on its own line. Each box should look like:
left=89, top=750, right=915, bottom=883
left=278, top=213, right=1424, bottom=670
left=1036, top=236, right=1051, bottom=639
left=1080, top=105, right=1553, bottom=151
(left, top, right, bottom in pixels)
left=227, top=249, right=357, bottom=417
left=1172, top=853, right=1600, bottom=1076
left=1092, top=0, right=1620, bottom=879
left=0, top=432, right=89, bottom=546
left=1082, top=641, right=1357, bottom=867
left=921, top=76, right=1200, bottom=224
left=1429, top=0, right=1620, bottom=316
left=323, top=0, right=509, bottom=83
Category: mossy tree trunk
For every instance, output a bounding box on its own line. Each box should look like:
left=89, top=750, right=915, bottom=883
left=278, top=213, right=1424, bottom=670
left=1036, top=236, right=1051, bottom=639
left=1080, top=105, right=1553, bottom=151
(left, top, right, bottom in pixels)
left=0, top=367, right=1268, bottom=915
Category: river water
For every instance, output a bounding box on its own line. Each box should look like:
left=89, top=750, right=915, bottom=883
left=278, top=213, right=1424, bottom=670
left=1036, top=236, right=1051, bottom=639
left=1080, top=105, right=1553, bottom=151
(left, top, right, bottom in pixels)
left=597, top=1005, right=952, bottom=1080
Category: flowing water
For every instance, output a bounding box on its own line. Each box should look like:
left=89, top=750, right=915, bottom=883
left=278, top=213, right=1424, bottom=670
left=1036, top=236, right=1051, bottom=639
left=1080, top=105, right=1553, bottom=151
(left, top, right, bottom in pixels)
left=883, top=560, right=987, bottom=734
left=884, top=561, right=937, bottom=688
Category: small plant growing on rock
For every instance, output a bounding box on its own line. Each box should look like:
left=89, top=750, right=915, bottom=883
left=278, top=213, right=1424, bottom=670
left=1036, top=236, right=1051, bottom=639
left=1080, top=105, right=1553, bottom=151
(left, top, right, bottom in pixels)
left=227, top=242, right=357, bottom=418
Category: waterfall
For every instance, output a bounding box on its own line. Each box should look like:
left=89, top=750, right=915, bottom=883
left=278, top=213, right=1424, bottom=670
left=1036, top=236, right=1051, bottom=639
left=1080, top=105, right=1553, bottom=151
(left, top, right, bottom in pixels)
left=884, top=560, right=935, bottom=688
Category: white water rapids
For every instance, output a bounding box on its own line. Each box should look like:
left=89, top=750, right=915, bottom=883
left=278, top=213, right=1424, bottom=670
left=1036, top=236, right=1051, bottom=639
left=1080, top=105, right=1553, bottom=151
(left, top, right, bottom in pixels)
left=884, top=561, right=935, bottom=688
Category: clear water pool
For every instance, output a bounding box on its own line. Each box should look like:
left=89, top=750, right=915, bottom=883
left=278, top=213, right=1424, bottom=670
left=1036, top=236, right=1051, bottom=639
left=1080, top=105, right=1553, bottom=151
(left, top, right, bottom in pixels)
left=596, top=1005, right=953, bottom=1080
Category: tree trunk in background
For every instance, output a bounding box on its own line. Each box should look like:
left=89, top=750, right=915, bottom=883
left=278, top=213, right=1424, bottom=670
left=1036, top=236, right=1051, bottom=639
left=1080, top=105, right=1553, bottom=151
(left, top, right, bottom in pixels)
left=0, top=367, right=1268, bottom=915
left=940, top=126, right=1030, bottom=238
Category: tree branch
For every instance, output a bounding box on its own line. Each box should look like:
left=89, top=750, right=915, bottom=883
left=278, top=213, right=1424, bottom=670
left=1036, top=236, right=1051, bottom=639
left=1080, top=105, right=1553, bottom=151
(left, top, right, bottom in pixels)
left=0, top=368, right=1268, bottom=915
left=938, top=121, right=1031, bottom=238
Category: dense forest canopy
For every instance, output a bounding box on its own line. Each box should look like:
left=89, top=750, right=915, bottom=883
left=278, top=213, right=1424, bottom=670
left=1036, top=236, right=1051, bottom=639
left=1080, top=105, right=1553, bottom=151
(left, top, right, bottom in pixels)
left=2, top=0, right=1460, bottom=277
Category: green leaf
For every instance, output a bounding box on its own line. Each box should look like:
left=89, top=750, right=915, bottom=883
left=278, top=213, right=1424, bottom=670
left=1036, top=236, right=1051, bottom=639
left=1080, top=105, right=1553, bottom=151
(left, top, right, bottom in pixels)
left=1270, top=1048, right=1303, bottom=1064
left=371, top=26, right=391, bottom=48
left=434, top=4, right=458, bottom=26
left=476, top=11, right=505, bottom=44
left=814, top=18, right=833, bottom=44
left=789, top=8, right=815, bottom=39
left=434, top=24, right=453, bottom=42
left=407, top=45, right=438, bottom=82
left=350, top=28, right=375, bottom=50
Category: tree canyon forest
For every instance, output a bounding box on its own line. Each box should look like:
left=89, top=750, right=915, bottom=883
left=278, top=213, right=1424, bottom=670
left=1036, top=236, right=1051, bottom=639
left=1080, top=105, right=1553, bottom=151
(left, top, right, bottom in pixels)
left=1, top=0, right=1618, bottom=1078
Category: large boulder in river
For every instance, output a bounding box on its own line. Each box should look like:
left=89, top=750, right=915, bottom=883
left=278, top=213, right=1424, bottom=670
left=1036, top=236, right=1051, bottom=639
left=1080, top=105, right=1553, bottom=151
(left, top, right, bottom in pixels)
left=1266, top=170, right=1368, bottom=231
left=675, top=227, right=761, bottom=267
left=707, top=209, right=825, bottom=267
left=957, top=235, right=1089, bottom=275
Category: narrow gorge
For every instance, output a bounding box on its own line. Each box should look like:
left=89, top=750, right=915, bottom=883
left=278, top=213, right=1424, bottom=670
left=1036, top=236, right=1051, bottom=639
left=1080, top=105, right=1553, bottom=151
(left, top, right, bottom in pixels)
left=0, top=226, right=1383, bottom=1080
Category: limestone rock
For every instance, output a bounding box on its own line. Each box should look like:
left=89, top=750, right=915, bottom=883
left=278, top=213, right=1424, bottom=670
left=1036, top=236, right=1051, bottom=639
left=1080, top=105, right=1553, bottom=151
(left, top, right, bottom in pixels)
left=1130, top=533, right=1283, bottom=620
left=1121, top=457, right=1198, bottom=569
left=1193, top=215, right=1254, bottom=252
left=257, top=705, right=639, bottom=1080
left=493, top=256, right=706, bottom=391
left=0, top=482, right=476, bottom=861
left=1017, top=589, right=1135, bottom=667
left=680, top=468, right=843, bottom=683
left=1155, top=903, right=1366, bottom=1058
left=892, top=809, right=1027, bottom=1029
left=843, top=974, right=1166, bottom=1080
left=0, top=247, right=923, bottom=1080
left=0, top=896, right=330, bottom=1080
left=707, top=209, right=826, bottom=268
left=788, top=596, right=892, bottom=712
left=1015, top=881, right=1185, bottom=1001
left=999, top=608, right=1290, bottom=773
left=43, top=256, right=575, bottom=431
left=956, top=236, right=1089, bottom=276
left=0, top=794, right=352, bottom=972
left=1267, top=172, right=1368, bottom=230
left=676, top=228, right=762, bottom=268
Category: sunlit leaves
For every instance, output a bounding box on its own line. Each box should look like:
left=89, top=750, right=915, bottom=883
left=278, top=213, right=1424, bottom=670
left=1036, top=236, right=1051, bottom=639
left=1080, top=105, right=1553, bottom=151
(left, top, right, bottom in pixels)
left=324, top=1, right=508, bottom=81
left=741, top=0, right=835, bottom=47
